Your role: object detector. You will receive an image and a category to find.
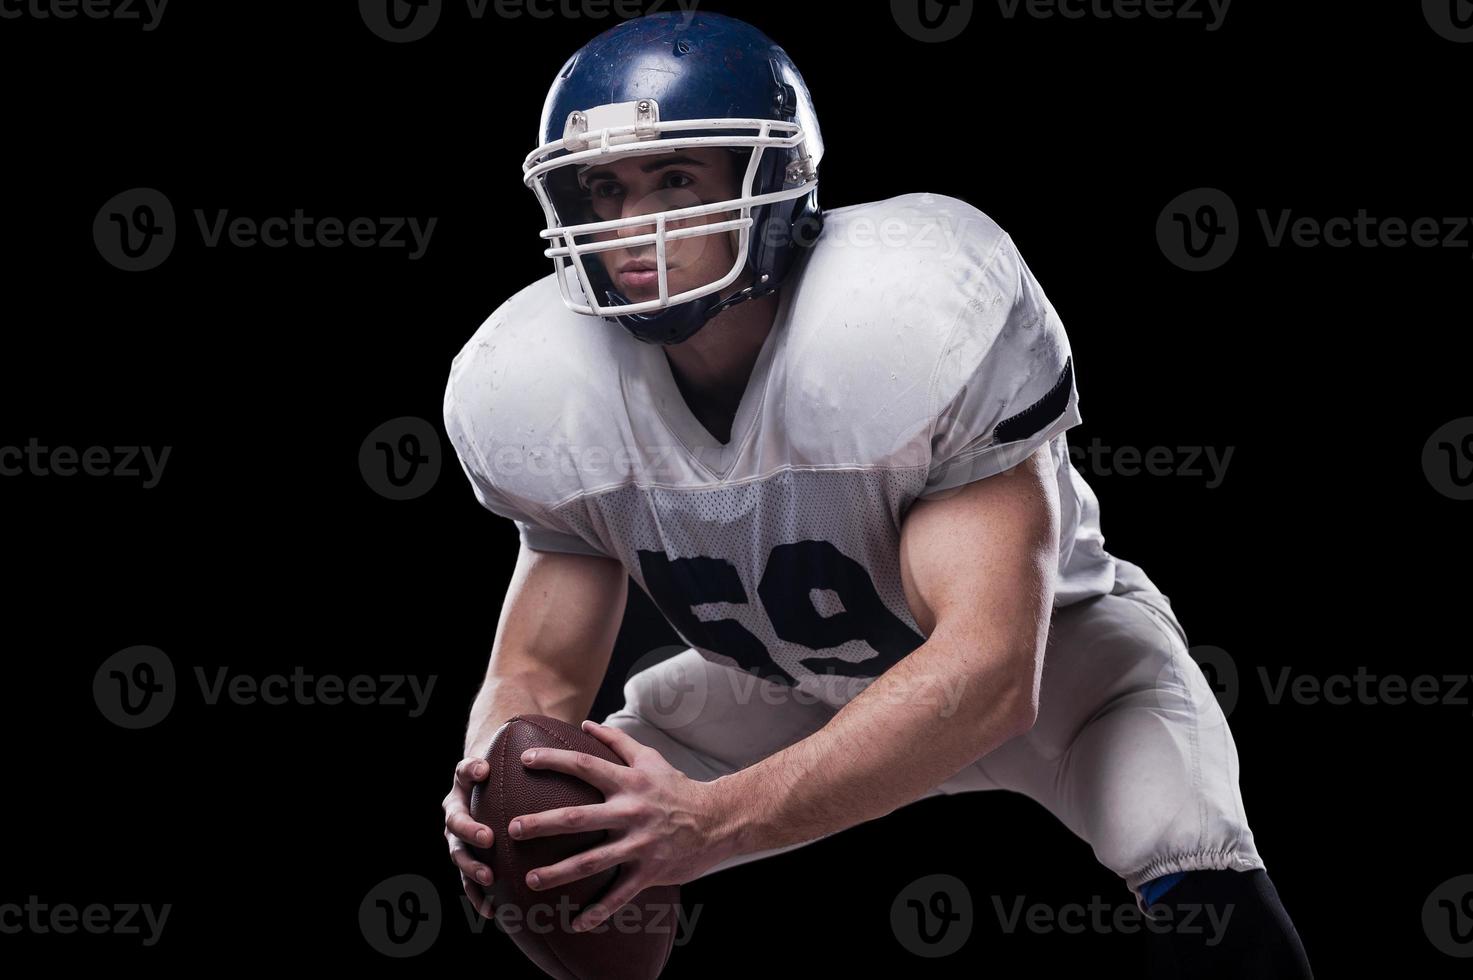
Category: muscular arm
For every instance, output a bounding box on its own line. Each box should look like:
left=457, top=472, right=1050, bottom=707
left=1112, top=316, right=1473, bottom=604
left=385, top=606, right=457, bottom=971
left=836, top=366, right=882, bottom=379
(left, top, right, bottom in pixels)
left=462, top=542, right=628, bottom=757
left=446, top=540, right=627, bottom=918
left=708, top=445, right=1059, bottom=857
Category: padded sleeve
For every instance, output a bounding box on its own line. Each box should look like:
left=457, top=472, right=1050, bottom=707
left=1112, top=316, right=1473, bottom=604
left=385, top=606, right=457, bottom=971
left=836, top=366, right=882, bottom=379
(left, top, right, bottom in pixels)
left=442, top=374, right=611, bottom=559
left=921, top=233, right=1082, bottom=497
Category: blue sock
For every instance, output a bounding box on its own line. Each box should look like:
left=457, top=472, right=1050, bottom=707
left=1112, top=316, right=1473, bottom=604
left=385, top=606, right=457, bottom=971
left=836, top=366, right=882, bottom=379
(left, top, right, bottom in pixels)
left=1140, top=871, right=1186, bottom=906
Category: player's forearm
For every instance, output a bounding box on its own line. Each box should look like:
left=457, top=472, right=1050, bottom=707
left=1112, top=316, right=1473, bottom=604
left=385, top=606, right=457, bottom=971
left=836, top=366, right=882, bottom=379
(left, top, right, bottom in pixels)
left=462, top=670, right=592, bottom=758
left=708, top=630, right=1037, bottom=858
left=462, top=548, right=627, bottom=759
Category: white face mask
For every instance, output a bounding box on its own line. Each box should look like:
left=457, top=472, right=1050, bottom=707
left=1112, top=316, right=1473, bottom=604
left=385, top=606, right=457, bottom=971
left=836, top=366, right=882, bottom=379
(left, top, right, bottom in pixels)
left=523, top=97, right=820, bottom=320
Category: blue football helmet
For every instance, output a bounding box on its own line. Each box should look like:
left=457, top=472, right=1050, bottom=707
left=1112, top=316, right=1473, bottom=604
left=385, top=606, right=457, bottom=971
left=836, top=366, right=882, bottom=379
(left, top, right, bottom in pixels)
left=523, top=11, right=824, bottom=345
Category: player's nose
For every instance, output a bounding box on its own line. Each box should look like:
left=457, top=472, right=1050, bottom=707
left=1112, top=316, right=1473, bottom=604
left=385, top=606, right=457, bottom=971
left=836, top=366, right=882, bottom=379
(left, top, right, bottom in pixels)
left=616, top=197, right=663, bottom=239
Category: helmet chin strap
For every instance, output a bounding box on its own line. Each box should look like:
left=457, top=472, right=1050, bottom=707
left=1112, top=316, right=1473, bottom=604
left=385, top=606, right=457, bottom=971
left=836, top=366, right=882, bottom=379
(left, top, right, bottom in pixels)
left=711, top=265, right=766, bottom=308
left=602, top=265, right=770, bottom=345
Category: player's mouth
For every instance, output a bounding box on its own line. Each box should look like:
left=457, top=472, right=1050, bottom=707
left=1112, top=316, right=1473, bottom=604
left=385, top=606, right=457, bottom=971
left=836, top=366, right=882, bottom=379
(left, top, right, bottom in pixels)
left=617, top=260, right=668, bottom=290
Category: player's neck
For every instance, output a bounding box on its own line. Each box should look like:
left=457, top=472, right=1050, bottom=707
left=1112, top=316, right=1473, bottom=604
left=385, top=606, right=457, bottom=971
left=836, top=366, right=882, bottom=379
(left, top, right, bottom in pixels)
left=661, top=287, right=779, bottom=433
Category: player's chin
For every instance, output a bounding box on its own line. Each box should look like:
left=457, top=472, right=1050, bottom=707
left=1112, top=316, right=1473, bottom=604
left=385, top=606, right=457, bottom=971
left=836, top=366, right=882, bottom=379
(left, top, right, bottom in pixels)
left=618, top=269, right=689, bottom=297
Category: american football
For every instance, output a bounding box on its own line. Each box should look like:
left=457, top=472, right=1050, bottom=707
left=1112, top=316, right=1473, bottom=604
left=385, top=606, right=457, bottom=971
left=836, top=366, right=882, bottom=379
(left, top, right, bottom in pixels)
left=469, top=714, right=680, bottom=980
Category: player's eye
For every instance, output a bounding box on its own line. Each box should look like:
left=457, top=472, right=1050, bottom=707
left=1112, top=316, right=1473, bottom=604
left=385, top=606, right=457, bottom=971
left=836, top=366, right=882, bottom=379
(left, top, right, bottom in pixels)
left=588, top=171, right=692, bottom=202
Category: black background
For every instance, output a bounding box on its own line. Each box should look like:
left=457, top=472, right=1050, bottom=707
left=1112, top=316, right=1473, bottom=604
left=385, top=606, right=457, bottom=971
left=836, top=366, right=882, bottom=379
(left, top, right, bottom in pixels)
left=2, top=1, right=1469, bottom=974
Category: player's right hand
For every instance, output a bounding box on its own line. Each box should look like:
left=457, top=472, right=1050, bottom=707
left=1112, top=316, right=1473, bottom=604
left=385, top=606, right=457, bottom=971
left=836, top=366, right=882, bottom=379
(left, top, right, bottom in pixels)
left=444, top=755, right=496, bottom=919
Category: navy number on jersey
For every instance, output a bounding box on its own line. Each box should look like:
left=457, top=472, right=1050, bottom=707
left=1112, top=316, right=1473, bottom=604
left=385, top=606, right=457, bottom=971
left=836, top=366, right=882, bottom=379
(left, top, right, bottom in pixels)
left=637, top=540, right=926, bottom=685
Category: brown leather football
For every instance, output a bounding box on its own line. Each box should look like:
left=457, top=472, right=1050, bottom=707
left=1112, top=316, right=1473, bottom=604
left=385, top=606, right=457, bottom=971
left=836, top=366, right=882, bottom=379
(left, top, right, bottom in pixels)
left=469, top=714, right=680, bottom=980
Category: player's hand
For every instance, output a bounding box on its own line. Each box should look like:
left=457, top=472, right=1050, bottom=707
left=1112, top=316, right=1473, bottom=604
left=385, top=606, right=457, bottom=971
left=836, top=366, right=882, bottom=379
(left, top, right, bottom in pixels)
left=511, top=720, right=740, bottom=933
left=443, top=755, right=496, bottom=919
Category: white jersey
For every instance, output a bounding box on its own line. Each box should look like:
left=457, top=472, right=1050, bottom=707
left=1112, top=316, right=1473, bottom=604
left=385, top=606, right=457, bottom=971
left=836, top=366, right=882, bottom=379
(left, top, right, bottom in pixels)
left=445, top=193, right=1117, bottom=708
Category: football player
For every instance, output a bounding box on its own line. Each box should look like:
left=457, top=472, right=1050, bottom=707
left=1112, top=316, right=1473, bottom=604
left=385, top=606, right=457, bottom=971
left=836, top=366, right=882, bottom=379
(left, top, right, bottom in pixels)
left=440, top=11, right=1312, bottom=977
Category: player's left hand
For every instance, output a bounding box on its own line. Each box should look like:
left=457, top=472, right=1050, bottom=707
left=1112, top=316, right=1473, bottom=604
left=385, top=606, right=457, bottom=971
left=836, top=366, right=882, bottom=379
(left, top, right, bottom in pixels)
left=511, top=719, right=739, bottom=933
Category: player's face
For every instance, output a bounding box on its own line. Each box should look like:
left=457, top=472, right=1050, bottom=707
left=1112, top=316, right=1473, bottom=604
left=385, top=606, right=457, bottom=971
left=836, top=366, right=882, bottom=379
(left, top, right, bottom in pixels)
left=580, top=147, right=744, bottom=300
